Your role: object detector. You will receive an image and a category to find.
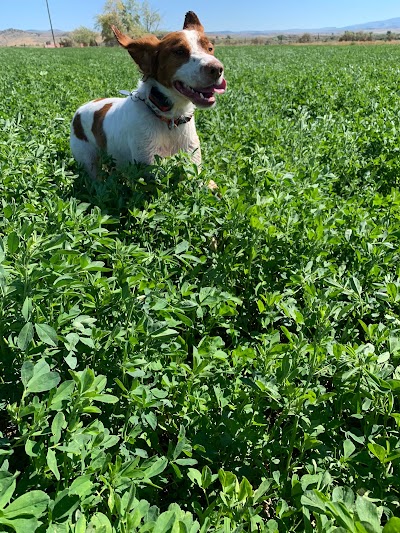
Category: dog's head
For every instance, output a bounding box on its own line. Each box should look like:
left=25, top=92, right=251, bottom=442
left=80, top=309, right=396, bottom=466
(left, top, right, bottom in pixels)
left=112, top=11, right=226, bottom=108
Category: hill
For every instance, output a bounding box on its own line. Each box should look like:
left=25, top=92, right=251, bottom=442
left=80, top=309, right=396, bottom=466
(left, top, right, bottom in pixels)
left=0, top=28, right=69, bottom=47
left=214, top=16, right=400, bottom=37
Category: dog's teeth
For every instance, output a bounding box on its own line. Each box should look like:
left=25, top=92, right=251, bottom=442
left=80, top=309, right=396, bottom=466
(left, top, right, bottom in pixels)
left=183, top=83, right=194, bottom=93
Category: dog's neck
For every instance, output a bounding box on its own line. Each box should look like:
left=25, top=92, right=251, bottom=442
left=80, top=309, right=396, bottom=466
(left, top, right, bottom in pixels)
left=136, top=79, right=196, bottom=123
left=148, top=85, right=174, bottom=113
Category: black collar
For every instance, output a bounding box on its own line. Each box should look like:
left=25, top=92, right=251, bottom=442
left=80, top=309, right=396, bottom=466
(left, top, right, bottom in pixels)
left=148, top=86, right=173, bottom=112
left=146, top=86, right=193, bottom=129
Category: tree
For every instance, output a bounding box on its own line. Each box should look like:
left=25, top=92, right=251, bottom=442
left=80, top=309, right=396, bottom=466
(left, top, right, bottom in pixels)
left=95, top=0, right=161, bottom=45
left=71, top=26, right=98, bottom=46
left=96, top=1, right=142, bottom=44
left=59, top=37, right=73, bottom=47
left=298, top=33, right=312, bottom=44
left=140, top=0, right=161, bottom=33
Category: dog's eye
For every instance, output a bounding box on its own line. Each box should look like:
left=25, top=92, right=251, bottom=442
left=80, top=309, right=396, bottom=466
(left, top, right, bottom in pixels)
left=208, top=46, right=214, bottom=52
left=174, top=48, right=186, bottom=56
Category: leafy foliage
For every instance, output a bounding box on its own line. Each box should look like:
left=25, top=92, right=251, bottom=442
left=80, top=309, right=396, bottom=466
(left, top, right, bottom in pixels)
left=1, top=43, right=400, bottom=531
left=96, top=0, right=161, bottom=44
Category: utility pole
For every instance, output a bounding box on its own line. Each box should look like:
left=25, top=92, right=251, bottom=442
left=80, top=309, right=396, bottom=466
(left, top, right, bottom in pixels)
left=45, top=0, right=57, bottom=47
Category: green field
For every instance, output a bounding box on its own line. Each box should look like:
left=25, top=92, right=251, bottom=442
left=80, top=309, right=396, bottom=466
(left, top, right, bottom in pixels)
left=1, top=43, right=400, bottom=532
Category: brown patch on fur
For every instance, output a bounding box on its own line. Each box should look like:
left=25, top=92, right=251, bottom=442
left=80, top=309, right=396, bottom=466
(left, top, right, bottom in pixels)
left=73, top=113, right=88, bottom=142
left=199, top=35, right=215, bottom=55
left=156, top=32, right=191, bottom=87
left=93, top=97, right=107, bottom=102
left=92, top=103, right=112, bottom=150
left=112, top=26, right=160, bottom=79
left=183, top=11, right=204, bottom=33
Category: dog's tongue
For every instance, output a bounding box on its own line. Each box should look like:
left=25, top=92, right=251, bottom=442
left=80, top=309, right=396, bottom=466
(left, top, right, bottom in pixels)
left=197, top=79, right=227, bottom=96
left=211, top=79, right=227, bottom=94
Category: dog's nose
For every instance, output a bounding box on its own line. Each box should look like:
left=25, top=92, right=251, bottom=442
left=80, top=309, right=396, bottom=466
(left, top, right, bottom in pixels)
left=205, top=60, right=224, bottom=80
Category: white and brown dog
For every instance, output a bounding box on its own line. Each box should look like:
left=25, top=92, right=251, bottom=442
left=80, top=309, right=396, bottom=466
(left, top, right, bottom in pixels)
left=70, top=11, right=226, bottom=180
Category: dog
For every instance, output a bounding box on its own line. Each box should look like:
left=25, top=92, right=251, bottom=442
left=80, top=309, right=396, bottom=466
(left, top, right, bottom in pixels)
left=70, top=11, right=226, bottom=181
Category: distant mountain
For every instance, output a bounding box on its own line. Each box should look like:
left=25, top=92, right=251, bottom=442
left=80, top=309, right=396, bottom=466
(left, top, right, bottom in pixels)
left=343, top=17, right=400, bottom=31
left=213, top=16, right=400, bottom=36
left=25, top=29, right=65, bottom=33
left=0, top=28, right=70, bottom=46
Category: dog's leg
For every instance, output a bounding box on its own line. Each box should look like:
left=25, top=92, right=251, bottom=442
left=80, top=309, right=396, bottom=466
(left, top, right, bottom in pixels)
left=70, top=134, right=99, bottom=180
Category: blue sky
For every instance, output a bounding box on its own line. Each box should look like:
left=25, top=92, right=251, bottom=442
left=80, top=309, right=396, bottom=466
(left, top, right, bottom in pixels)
left=2, top=0, right=400, bottom=32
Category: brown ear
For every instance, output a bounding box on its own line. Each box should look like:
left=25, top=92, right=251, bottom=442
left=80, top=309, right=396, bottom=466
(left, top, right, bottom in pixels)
left=183, top=11, right=204, bottom=33
left=111, top=26, right=159, bottom=78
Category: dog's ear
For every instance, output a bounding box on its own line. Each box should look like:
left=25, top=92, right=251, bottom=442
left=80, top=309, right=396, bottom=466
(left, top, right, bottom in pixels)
left=111, top=26, right=159, bottom=78
left=183, top=11, right=204, bottom=33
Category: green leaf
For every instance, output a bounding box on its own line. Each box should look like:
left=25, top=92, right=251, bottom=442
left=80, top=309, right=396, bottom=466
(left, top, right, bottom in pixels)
left=3, top=490, right=49, bottom=519
left=175, top=458, right=198, bottom=466
left=368, top=442, right=386, bottom=464
left=350, top=276, right=362, bottom=296
left=325, top=500, right=357, bottom=531
left=0, top=472, right=17, bottom=509
left=21, top=297, right=33, bottom=322
left=51, top=412, right=66, bottom=444
left=253, top=479, right=272, bottom=503
left=50, top=380, right=75, bottom=409
left=128, top=499, right=150, bottom=529
left=21, top=361, right=34, bottom=388
left=343, top=439, right=356, bottom=459
left=237, top=477, right=253, bottom=503
left=188, top=468, right=202, bottom=487
left=143, top=411, right=157, bottom=430
left=35, top=323, right=58, bottom=347
left=92, top=393, right=119, bottom=404
left=17, top=322, right=34, bottom=351
left=7, top=232, right=19, bottom=254
left=25, top=360, right=60, bottom=394
left=88, top=512, right=113, bottom=532
left=153, top=510, right=176, bottom=533
left=0, top=516, right=40, bottom=533
left=384, top=517, right=400, bottom=532
left=69, top=475, right=93, bottom=498
left=75, top=513, right=87, bottom=533
left=77, top=367, right=95, bottom=393
left=47, top=448, right=60, bottom=480
left=175, top=240, right=189, bottom=254
left=143, top=457, right=168, bottom=479
left=218, top=470, right=237, bottom=494
left=301, top=490, right=328, bottom=514
left=200, top=465, right=214, bottom=490
left=52, top=489, right=79, bottom=521
left=355, top=496, right=381, bottom=532
left=150, top=328, right=178, bottom=339
left=3, top=205, right=12, bottom=219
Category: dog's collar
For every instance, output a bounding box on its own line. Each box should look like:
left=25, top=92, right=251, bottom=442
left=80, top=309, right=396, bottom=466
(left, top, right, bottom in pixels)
left=120, top=87, right=193, bottom=130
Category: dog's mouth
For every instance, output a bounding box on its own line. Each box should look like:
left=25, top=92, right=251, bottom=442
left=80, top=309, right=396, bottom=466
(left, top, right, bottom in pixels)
left=173, top=79, right=227, bottom=107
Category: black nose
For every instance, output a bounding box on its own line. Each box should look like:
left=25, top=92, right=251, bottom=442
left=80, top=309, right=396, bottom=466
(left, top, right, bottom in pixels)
left=210, top=65, right=224, bottom=77
left=206, top=61, right=224, bottom=79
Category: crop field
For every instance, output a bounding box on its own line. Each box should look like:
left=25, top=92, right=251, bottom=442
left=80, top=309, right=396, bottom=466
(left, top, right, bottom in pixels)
left=1, top=42, right=400, bottom=532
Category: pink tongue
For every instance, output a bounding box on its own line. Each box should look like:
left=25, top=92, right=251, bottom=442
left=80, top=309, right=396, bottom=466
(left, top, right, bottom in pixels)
left=213, top=79, right=227, bottom=94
